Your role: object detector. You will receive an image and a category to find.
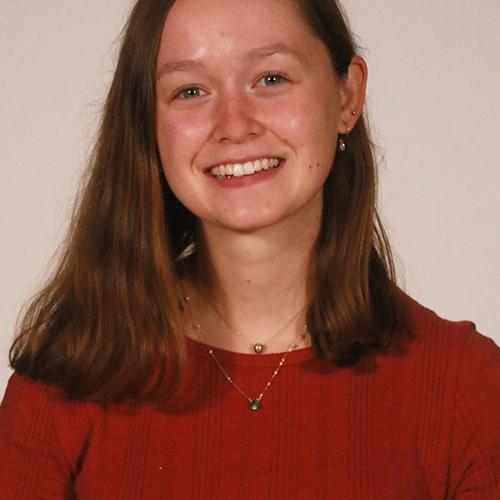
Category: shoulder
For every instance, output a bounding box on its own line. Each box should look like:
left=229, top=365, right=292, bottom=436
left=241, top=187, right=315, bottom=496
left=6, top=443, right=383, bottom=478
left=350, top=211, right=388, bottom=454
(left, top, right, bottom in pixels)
left=1, top=371, right=100, bottom=425
left=403, top=294, right=498, bottom=362
left=399, top=295, right=500, bottom=398
left=403, top=294, right=500, bottom=401
left=401, top=296, right=500, bottom=495
left=377, top=294, right=500, bottom=393
left=376, top=296, right=500, bottom=495
left=0, top=373, right=100, bottom=479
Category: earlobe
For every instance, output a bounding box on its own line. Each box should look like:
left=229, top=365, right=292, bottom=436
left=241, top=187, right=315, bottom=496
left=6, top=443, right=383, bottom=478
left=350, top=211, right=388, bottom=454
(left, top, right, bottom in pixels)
left=338, top=56, right=368, bottom=134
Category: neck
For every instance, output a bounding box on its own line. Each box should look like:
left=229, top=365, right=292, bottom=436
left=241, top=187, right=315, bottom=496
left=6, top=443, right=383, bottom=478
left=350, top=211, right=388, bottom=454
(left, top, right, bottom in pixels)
left=184, top=212, right=320, bottom=353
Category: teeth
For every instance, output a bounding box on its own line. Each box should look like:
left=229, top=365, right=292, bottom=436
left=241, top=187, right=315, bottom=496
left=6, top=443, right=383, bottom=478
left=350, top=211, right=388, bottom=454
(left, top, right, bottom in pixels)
left=210, top=158, right=281, bottom=178
left=243, top=161, right=255, bottom=175
left=233, top=164, right=244, bottom=177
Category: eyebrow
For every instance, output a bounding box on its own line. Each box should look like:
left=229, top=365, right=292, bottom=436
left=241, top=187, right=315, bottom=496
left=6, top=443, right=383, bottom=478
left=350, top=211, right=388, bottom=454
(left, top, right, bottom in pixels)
left=157, top=43, right=301, bottom=79
left=243, top=43, right=302, bottom=63
left=157, top=60, right=207, bottom=79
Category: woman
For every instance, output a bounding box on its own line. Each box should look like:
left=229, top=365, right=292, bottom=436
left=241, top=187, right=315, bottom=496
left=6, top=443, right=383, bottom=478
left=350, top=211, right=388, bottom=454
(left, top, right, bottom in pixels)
left=1, top=0, right=499, bottom=497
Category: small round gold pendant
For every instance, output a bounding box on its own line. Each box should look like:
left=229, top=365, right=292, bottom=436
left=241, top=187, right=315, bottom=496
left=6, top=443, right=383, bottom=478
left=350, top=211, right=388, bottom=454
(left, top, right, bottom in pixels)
left=249, top=400, right=262, bottom=411
left=253, top=343, right=264, bottom=354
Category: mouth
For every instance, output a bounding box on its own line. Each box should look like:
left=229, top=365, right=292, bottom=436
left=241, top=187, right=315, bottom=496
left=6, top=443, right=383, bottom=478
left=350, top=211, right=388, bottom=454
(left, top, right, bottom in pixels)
left=208, top=158, right=282, bottom=179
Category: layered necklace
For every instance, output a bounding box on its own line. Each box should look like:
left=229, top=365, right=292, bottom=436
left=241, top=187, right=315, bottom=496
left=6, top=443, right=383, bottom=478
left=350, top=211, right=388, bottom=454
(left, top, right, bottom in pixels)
left=182, top=281, right=307, bottom=411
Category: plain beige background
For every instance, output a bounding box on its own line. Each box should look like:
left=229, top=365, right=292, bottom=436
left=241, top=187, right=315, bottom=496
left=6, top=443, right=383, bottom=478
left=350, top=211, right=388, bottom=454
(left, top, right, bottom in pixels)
left=1, top=0, right=499, bottom=399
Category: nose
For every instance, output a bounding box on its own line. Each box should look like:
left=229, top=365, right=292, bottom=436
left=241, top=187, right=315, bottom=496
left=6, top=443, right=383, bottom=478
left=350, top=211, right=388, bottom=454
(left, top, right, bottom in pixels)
left=212, top=91, right=264, bottom=143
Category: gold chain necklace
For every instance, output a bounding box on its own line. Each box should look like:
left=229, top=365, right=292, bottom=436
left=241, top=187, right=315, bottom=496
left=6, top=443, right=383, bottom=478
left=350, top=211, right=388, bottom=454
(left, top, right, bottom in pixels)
left=203, top=324, right=306, bottom=411
left=197, top=288, right=306, bottom=354
left=183, top=286, right=307, bottom=411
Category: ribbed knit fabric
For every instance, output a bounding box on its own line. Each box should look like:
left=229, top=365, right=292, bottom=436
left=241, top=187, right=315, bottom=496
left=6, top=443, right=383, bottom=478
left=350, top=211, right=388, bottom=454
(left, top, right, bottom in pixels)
left=1, top=299, right=500, bottom=499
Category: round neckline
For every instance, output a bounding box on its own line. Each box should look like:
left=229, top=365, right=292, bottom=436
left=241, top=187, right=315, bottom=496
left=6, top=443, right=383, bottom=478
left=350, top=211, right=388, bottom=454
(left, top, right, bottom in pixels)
left=187, top=336, right=315, bottom=367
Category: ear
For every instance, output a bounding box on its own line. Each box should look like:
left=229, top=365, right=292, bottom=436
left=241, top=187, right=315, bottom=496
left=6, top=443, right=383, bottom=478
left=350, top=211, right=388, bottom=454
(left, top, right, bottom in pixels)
left=338, top=56, right=367, bottom=134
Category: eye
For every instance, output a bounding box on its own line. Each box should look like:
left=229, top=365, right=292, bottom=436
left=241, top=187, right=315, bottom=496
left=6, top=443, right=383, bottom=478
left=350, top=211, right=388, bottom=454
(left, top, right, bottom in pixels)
left=258, top=73, right=287, bottom=87
left=173, top=86, right=207, bottom=100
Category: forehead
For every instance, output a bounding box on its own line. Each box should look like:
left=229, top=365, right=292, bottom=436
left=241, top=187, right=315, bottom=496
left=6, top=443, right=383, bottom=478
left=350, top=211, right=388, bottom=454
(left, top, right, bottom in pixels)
left=157, top=0, right=323, bottom=64
left=165, top=0, right=303, bottom=29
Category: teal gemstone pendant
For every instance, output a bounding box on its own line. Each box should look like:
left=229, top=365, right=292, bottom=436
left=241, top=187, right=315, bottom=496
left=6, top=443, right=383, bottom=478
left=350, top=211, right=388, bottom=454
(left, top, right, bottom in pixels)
left=249, top=400, right=262, bottom=411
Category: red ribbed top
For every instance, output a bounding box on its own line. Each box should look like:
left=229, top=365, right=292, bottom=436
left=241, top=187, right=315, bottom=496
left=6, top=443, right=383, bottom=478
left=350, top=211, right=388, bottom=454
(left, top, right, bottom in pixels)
left=1, top=299, right=500, bottom=499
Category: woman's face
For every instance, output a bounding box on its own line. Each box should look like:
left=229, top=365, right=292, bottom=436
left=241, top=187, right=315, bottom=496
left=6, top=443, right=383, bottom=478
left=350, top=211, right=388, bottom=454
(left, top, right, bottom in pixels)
left=156, top=0, right=348, bottom=234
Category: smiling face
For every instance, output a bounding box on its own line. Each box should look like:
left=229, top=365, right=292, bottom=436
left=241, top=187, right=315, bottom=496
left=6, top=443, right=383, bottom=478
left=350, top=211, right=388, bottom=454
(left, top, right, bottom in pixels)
left=156, top=0, right=348, bottom=234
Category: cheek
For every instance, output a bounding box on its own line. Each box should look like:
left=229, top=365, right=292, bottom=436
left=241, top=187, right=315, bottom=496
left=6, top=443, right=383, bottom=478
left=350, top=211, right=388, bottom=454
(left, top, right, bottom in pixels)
left=156, top=108, right=209, bottom=163
left=270, top=94, right=338, bottom=164
left=263, top=96, right=313, bottom=147
left=305, top=92, right=340, bottom=162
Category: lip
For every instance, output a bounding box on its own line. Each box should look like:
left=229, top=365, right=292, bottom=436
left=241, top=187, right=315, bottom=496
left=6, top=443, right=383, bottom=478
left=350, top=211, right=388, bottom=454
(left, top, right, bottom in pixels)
left=207, top=159, right=285, bottom=187
left=206, top=157, right=283, bottom=178
left=204, top=156, right=265, bottom=172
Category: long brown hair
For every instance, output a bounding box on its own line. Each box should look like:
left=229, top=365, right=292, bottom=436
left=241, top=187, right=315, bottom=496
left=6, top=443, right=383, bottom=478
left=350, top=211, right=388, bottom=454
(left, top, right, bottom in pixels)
left=10, top=0, right=410, bottom=403
left=298, top=0, right=410, bottom=364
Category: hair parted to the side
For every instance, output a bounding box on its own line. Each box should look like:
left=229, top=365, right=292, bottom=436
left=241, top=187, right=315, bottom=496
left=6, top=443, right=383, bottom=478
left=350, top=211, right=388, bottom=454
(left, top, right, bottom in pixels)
left=10, top=0, right=410, bottom=403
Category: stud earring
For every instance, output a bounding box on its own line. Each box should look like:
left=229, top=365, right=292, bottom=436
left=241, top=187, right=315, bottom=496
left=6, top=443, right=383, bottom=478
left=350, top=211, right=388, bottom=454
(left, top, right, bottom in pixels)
left=352, top=110, right=357, bottom=116
left=338, top=138, right=346, bottom=152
